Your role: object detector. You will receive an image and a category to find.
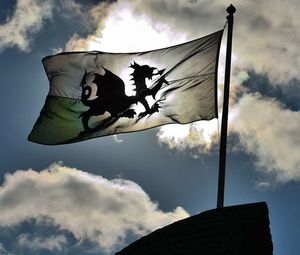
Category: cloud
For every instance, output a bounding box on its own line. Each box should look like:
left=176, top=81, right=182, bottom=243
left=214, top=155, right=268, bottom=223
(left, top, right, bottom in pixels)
left=113, top=135, right=123, bottom=143
left=18, top=234, right=67, bottom=252
left=229, top=0, right=300, bottom=84
left=52, top=0, right=300, bottom=90
left=0, top=0, right=113, bottom=52
left=0, top=0, right=53, bottom=52
left=0, top=243, right=11, bottom=255
left=232, top=93, right=300, bottom=183
left=130, top=0, right=300, bottom=84
left=64, top=1, right=187, bottom=52
left=0, top=163, right=189, bottom=252
left=157, top=120, right=219, bottom=157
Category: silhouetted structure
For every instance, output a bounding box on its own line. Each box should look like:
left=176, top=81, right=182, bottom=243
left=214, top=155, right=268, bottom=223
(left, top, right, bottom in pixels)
left=116, top=202, right=273, bottom=255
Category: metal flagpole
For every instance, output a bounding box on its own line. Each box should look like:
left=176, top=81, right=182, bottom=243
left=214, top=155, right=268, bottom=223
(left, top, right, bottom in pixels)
left=217, top=4, right=236, bottom=209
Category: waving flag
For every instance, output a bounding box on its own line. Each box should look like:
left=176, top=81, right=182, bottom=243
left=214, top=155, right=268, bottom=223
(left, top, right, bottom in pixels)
left=28, top=30, right=223, bottom=145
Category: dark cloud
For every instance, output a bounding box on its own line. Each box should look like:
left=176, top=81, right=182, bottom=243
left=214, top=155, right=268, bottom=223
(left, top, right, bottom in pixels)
left=0, top=218, right=105, bottom=255
left=244, top=71, right=300, bottom=111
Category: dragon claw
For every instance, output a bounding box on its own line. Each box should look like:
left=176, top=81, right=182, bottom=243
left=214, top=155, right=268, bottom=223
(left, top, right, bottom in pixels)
left=151, top=103, right=160, bottom=113
left=138, top=103, right=160, bottom=118
left=138, top=111, right=147, bottom=118
left=121, top=109, right=136, bottom=118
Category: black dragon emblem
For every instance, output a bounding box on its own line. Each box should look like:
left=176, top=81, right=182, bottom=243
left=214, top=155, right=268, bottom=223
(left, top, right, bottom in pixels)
left=79, top=62, right=168, bottom=134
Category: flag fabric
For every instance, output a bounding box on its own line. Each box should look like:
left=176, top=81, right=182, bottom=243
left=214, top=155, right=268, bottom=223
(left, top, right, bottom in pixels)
left=29, top=30, right=223, bottom=145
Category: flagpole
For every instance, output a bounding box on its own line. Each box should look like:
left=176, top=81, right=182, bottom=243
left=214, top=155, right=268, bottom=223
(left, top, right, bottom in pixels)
left=217, top=4, right=236, bottom=209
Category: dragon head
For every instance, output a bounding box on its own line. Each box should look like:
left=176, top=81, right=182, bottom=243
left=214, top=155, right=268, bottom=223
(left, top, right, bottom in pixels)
left=130, top=62, right=156, bottom=80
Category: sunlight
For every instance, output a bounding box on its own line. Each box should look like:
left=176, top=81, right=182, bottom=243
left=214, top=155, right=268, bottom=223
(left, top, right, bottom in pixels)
left=87, top=2, right=187, bottom=52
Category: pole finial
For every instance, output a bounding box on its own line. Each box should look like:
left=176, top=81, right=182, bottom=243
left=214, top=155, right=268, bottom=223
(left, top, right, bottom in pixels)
left=226, top=4, right=236, bottom=15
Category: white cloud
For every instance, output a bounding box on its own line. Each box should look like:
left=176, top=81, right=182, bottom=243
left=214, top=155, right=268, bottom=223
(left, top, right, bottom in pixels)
left=157, top=120, right=219, bottom=157
left=0, top=0, right=53, bottom=52
left=18, top=234, right=67, bottom=252
left=233, top=93, right=300, bottom=183
left=64, top=1, right=187, bottom=52
left=50, top=47, right=63, bottom=54
left=255, top=180, right=271, bottom=191
left=130, top=0, right=300, bottom=84
left=0, top=243, right=12, bottom=255
left=0, top=163, right=189, bottom=252
left=113, top=135, right=123, bottom=143
left=0, top=0, right=110, bottom=52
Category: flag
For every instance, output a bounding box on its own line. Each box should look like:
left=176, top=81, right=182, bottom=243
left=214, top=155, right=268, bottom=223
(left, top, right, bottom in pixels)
left=28, top=30, right=223, bottom=145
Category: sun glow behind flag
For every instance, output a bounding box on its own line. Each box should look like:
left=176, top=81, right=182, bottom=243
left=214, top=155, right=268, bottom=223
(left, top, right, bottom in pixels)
left=28, top=30, right=223, bottom=145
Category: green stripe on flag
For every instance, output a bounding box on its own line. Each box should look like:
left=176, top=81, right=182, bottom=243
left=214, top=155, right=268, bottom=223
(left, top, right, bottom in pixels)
left=28, top=96, right=88, bottom=145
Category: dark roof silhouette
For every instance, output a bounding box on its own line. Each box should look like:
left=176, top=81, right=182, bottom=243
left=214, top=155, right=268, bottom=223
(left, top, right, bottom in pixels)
left=116, top=202, right=273, bottom=255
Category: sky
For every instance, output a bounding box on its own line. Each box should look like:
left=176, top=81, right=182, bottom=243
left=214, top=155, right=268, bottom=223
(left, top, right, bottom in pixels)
left=0, top=0, right=300, bottom=254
